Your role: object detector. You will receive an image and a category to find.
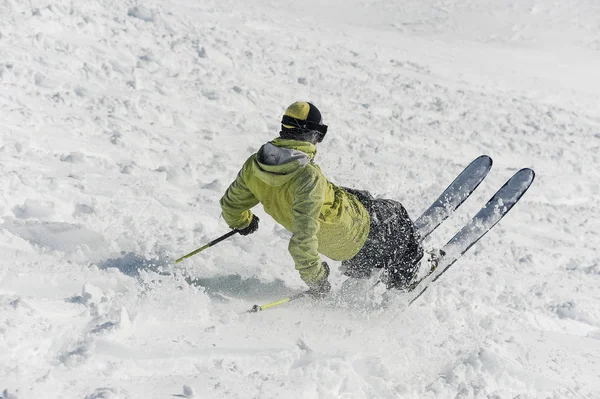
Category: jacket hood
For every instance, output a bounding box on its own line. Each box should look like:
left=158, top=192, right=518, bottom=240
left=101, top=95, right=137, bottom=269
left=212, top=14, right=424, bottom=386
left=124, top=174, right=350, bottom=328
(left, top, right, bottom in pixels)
left=252, top=138, right=317, bottom=187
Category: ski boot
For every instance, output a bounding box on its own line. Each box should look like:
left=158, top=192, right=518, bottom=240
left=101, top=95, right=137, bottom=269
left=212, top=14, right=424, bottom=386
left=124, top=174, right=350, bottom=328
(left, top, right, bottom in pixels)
left=405, top=248, right=444, bottom=291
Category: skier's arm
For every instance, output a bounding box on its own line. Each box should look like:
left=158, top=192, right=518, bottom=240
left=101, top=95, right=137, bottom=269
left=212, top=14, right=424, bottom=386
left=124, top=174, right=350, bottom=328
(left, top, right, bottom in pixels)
left=219, top=170, right=259, bottom=229
left=289, top=174, right=327, bottom=285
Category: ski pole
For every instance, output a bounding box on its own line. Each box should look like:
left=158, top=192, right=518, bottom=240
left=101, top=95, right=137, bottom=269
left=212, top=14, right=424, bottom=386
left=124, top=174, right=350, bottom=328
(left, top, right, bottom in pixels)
left=175, top=230, right=238, bottom=264
left=247, top=291, right=308, bottom=313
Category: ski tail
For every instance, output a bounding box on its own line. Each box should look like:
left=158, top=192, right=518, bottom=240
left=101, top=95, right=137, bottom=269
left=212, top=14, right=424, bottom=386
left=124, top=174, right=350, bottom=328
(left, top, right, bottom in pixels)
left=409, top=168, right=535, bottom=305
left=414, top=155, right=493, bottom=240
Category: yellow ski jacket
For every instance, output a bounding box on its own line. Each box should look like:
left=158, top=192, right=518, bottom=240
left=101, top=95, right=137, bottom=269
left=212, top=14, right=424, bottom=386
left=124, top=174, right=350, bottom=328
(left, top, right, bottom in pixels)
left=219, top=138, right=370, bottom=285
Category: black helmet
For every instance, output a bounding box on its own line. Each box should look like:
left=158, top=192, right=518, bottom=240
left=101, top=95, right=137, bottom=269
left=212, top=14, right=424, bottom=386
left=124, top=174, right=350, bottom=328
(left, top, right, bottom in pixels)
left=280, top=101, right=328, bottom=142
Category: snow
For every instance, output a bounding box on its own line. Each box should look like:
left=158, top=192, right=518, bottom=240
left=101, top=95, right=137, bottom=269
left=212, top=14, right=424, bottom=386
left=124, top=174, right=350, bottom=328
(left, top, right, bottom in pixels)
left=1, top=0, right=599, bottom=398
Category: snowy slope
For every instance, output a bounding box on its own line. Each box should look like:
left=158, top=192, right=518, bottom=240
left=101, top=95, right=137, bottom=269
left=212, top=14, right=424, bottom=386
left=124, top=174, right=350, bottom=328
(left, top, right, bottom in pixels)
left=1, top=0, right=600, bottom=398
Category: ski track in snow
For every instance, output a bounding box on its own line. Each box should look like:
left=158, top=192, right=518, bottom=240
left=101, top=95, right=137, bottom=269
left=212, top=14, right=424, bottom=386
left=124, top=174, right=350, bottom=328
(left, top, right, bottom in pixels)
left=1, top=0, right=599, bottom=398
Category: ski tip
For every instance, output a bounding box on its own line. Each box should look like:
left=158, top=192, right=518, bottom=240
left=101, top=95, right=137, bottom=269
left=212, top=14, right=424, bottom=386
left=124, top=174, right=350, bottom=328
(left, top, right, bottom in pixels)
left=518, top=168, right=536, bottom=182
left=525, top=167, right=535, bottom=178
left=473, top=155, right=493, bottom=170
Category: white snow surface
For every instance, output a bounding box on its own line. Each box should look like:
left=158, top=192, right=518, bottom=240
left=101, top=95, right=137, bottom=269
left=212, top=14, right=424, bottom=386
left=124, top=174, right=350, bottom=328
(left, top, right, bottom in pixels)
left=1, top=0, right=600, bottom=398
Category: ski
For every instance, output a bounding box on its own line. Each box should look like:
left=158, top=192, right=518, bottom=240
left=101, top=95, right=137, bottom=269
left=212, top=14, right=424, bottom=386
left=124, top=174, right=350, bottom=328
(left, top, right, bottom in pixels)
left=408, top=168, right=536, bottom=305
left=414, top=155, right=493, bottom=240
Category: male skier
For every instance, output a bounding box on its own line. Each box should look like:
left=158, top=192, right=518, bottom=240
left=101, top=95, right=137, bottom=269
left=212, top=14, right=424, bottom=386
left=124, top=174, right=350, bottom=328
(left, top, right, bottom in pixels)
left=220, top=101, right=426, bottom=299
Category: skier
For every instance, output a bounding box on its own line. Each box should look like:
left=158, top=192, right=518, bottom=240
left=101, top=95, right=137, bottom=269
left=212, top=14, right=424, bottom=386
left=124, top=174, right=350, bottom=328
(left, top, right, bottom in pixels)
left=219, top=101, right=426, bottom=299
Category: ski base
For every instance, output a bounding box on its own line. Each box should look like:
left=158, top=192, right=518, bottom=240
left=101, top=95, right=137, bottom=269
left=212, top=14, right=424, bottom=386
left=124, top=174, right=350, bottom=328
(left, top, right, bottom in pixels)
left=414, top=155, right=492, bottom=240
left=407, top=168, right=535, bottom=305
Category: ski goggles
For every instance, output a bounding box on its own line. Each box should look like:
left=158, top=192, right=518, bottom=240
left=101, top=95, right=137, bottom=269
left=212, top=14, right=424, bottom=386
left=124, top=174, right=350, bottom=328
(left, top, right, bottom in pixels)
left=281, top=115, right=328, bottom=142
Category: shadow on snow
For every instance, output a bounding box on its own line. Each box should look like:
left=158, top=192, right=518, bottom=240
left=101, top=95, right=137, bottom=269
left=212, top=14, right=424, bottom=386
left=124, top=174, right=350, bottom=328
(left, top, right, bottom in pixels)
left=97, top=251, right=294, bottom=302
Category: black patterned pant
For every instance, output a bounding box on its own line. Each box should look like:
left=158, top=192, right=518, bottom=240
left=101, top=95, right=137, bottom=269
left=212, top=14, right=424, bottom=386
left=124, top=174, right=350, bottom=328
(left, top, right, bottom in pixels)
left=341, top=188, right=423, bottom=289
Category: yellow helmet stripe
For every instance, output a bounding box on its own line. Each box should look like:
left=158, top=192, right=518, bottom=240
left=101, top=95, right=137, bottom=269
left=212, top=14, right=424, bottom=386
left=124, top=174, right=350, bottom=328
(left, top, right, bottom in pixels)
left=283, top=102, right=311, bottom=129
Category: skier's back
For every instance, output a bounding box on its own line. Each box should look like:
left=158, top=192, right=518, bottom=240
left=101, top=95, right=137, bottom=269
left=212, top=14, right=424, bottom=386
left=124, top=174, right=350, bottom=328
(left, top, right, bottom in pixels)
left=220, top=101, right=424, bottom=298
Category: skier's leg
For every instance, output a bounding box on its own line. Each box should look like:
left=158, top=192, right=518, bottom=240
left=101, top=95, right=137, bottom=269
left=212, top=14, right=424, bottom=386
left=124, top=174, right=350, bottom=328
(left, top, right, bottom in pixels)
left=370, top=199, right=423, bottom=290
left=340, top=191, right=423, bottom=286
left=384, top=235, right=424, bottom=290
left=342, top=197, right=412, bottom=276
left=340, top=257, right=372, bottom=278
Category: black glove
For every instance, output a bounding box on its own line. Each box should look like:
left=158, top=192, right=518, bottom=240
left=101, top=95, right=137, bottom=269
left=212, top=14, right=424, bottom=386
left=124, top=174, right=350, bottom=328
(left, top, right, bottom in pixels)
left=237, top=215, right=259, bottom=236
left=307, top=262, right=331, bottom=300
